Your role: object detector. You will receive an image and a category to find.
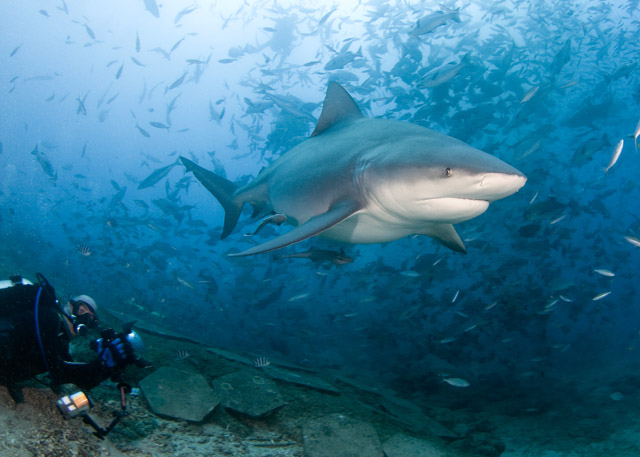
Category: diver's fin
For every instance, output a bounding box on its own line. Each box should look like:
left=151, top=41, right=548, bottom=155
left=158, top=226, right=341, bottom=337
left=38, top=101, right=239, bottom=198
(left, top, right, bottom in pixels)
left=311, top=82, right=364, bottom=137
left=229, top=201, right=360, bottom=257
left=422, top=223, right=467, bottom=254
left=180, top=156, right=242, bottom=239
left=7, top=383, right=24, bottom=403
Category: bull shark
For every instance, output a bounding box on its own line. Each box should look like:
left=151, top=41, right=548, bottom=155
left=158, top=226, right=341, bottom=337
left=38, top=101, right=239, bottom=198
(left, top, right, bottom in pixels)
left=181, top=82, right=526, bottom=256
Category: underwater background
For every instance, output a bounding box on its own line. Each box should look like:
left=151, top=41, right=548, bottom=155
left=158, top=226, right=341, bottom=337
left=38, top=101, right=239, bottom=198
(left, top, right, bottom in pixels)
left=1, top=0, right=640, bottom=454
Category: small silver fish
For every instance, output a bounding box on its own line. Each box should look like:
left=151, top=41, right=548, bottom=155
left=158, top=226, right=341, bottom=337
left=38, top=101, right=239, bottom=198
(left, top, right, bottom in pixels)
left=593, top=269, right=615, bottom=277
left=399, top=270, right=421, bottom=278
left=558, top=80, right=578, bottom=89
left=137, top=160, right=180, bottom=189
left=31, top=145, right=57, bottom=181
left=177, top=277, right=194, bottom=289
left=76, top=97, right=86, bottom=115
left=625, top=236, right=640, bottom=247
left=411, top=7, right=461, bottom=35
left=418, top=53, right=469, bottom=88
left=443, top=377, right=470, bottom=388
left=288, top=293, right=311, bottom=302
left=604, top=139, right=623, bottom=175
left=545, top=299, right=559, bottom=310
left=135, top=123, right=151, bottom=138
left=84, top=23, right=95, bottom=40
left=634, top=119, right=640, bottom=153
left=439, top=337, right=457, bottom=344
left=520, top=85, right=539, bottom=104
left=484, top=301, right=499, bottom=311
left=464, top=323, right=479, bottom=332
left=592, top=291, right=611, bottom=301
left=149, top=121, right=169, bottom=130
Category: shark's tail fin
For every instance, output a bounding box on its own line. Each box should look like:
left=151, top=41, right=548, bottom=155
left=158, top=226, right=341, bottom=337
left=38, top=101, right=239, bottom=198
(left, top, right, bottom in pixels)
left=180, top=156, right=242, bottom=239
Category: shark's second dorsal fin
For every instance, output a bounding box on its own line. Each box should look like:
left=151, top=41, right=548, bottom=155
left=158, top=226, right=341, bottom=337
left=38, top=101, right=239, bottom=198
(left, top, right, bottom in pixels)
left=311, top=82, right=364, bottom=137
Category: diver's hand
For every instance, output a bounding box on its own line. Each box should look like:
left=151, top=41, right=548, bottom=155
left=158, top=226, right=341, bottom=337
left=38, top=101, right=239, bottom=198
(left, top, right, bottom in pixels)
left=95, top=338, right=128, bottom=369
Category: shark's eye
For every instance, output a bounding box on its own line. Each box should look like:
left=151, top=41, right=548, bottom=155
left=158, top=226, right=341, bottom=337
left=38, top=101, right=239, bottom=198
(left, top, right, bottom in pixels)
left=445, top=167, right=452, bottom=177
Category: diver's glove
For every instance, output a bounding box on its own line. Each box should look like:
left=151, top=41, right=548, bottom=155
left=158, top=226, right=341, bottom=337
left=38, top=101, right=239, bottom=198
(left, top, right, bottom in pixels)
left=94, top=337, right=128, bottom=369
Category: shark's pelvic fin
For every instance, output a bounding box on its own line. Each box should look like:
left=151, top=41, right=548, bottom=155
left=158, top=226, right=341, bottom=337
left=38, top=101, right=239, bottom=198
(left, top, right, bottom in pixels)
left=180, top=156, right=242, bottom=239
left=229, top=200, right=361, bottom=257
left=310, top=81, right=364, bottom=137
left=422, top=223, right=467, bottom=254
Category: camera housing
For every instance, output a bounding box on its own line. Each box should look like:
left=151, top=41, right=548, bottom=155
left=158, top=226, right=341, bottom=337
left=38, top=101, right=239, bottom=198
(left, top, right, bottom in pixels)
left=57, top=391, right=92, bottom=418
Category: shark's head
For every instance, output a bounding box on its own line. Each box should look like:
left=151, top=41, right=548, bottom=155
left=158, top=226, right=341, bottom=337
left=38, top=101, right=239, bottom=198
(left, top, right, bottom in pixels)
left=361, top=128, right=527, bottom=225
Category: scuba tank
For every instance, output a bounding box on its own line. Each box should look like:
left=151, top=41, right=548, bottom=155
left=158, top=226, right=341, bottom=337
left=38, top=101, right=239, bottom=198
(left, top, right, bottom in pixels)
left=0, top=275, right=33, bottom=289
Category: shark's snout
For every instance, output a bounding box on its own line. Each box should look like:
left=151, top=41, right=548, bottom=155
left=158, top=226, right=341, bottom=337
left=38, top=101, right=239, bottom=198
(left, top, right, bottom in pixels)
left=478, top=171, right=527, bottom=201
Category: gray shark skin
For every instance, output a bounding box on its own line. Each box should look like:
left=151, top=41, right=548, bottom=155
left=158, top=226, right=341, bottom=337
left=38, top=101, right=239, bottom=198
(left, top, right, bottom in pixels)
left=181, top=82, right=526, bottom=256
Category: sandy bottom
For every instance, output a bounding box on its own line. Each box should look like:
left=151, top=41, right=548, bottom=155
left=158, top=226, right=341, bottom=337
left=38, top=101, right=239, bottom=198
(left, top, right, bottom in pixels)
left=2, top=328, right=640, bottom=456
left=2, top=381, right=640, bottom=457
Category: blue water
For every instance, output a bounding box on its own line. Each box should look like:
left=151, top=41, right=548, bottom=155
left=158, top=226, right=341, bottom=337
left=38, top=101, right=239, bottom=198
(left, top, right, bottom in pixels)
left=1, top=0, right=639, bottom=446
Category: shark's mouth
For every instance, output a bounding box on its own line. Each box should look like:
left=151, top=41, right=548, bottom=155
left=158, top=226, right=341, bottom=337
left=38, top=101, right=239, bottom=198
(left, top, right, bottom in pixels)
left=416, top=197, right=490, bottom=223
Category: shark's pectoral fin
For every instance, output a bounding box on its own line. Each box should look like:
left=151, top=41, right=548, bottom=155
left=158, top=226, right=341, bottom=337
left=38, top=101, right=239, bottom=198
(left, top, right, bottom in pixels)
left=229, top=201, right=361, bottom=257
left=422, top=223, right=467, bottom=254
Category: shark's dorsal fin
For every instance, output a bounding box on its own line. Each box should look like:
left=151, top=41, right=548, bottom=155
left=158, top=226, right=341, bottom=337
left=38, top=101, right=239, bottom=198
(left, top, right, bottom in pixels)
left=311, top=82, right=364, bottom=137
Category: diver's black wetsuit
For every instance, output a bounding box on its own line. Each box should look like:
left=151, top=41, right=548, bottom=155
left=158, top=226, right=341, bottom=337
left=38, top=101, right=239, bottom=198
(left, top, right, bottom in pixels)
left=0, top=283, right=111, bottom=402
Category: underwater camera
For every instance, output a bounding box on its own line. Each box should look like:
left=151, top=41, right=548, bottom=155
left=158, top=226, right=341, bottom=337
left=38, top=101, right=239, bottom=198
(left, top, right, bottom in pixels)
left=57, top=322, right=148, bottom=439
left=57, top=391, right=91, bottom=418
left=56, top=384, right=132, bottom=440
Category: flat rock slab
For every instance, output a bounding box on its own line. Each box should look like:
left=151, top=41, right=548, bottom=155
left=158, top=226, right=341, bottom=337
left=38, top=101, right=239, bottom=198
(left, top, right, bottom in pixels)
left=379, top=396, right=458, bottom=439
left=263, top=366, right=340, bottom=395
left=302, top=414, right=383, bottom=457
left=383, top=433, right=450, bottom=457
left=139, top=367, right=219, bottom=422
left=212, top=371, right=286, bottom=418
left=206, top=347, right=255, bottom=366
left=332, top=374, right=385, bottom=395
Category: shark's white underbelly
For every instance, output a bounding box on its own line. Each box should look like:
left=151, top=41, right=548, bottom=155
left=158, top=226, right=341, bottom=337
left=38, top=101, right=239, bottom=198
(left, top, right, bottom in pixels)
left=318, top=197, right=489, bottom=243
left=320, top=212, right=414, bottom=243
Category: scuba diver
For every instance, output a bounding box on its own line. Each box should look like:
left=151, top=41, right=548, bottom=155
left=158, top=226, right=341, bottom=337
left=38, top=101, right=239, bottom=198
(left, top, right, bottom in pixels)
left=0, top=273, right=147, bottom=403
